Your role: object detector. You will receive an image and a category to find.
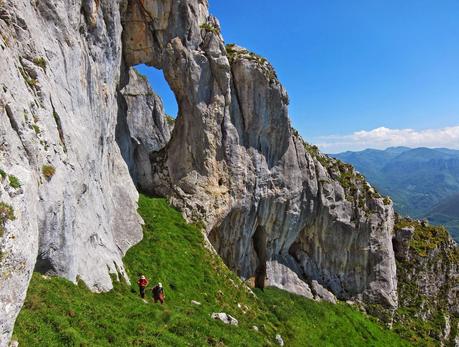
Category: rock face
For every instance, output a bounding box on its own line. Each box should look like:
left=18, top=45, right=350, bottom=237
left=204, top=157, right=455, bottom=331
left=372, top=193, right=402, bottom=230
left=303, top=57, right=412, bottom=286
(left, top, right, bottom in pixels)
left=0, top=0, right=142, bottom=344
left=122, top=0, right=397, bottom=310
left=393, top=218, right=459, bottom=345
left=1, top=0, right=456, bottom=346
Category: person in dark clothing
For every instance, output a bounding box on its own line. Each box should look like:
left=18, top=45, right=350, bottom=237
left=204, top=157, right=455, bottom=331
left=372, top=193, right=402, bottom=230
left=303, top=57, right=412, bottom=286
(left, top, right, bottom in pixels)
left=137, top=275, right=149, bottom=299
left=152, top=282, right=165, bottom=304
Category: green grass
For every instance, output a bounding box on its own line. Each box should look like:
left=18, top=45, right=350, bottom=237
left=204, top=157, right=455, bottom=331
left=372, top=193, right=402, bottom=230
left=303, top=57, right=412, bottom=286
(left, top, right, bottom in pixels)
left=13, top=195, right=411, bottom=346
left=259, top=289, right=410, bottom=347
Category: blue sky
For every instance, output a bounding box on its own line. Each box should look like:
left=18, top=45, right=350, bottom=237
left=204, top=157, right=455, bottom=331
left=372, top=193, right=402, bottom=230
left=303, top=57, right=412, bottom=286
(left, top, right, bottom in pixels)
left=138, top=0, right=459, bottom=152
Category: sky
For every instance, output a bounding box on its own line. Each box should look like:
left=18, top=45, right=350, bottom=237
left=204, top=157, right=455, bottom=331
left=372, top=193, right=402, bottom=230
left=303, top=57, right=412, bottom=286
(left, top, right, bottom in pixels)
left=138, top=0, right=459, bottom=153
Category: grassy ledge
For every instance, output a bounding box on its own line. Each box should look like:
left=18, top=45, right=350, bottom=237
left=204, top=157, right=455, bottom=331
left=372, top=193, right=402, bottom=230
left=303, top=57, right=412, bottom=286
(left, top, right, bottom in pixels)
left=13, top=195, right=410, bottom=346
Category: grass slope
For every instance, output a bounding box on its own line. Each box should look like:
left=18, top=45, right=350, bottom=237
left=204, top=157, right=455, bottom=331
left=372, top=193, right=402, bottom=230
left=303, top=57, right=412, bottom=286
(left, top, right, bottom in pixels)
left=13, top=195, right=410, bottom=346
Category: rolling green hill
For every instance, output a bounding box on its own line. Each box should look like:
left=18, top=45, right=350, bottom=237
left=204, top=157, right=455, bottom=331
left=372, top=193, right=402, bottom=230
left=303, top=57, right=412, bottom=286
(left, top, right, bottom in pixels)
left=426, top=193, right=459, bottom=242
left=333, top=147, right=459, bottom=241
left=13, top=195, right=410, bottom=346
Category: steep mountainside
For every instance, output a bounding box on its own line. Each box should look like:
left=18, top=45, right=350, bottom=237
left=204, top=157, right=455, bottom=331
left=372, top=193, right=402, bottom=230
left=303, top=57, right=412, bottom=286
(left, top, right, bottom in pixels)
left=0, top=0, right=457, bottom=346
left=12, top=195, right=410, bottom=347
left=333, top=147, right=459, bottom=241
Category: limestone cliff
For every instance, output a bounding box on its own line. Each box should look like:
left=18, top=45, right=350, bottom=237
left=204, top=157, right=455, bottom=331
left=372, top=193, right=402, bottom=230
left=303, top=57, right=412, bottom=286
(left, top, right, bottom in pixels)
left=393, top=218, right=458, bottom=345
left=122, top=0, right=398, bottom=309
left=0, top=1, right=142, bottom=344
left=0, top=0, right=457, bottom=346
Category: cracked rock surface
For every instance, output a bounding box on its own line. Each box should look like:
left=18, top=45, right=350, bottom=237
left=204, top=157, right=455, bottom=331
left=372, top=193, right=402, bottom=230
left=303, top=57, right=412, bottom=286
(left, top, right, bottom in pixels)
left=0, top=1, right=142, bottom=343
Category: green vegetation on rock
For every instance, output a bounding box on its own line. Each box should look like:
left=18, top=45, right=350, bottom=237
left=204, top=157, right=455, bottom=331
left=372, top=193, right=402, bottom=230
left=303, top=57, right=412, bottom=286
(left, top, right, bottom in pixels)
left=395, top=218, right=452, bottom=258
left=13, top=195, right=410, bottom=346
left=32, top=124, right=40, bottom=135
left=200, top=22, right=220, bottom=35
left=42, top=165, right=56, bottom=179
left=8, top=175, right=21, bottom=189
left=18, top=66, right=38, bottom=90
left=393, top=217, right=458, bottom=345
left=226, top=44, right=278, bottom=83
left=164, top=115, right=175, bottom=127
left=332, top=147, right=459, bottom=242
left=298, top=132, right=384, bottom=213
left=0, top=202, right=15, bottom=237
left=33, top=57, right=47, bottom=71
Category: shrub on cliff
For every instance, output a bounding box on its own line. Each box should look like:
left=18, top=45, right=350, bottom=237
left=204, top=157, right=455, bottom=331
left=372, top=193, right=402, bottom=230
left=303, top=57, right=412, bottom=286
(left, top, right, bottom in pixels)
left=0, top=202, right=15, bottom=237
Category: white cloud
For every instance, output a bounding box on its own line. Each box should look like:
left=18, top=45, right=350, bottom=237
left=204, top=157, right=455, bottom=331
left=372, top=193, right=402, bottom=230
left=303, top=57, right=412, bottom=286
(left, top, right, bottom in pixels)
left=313, top=125, right=459, bottom=153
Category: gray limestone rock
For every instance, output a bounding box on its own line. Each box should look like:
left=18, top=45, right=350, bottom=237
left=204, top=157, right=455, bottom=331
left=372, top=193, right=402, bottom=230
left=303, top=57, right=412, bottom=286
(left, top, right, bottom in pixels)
left=266, top=259, right=314, bottom=299
left=392, top=226, right=414, bottom=261
left=0, top=0, right=142, bottom=344
left=275, top=334, right=285, bottom=346
left=394, top=219, right=459, bottom=345
left=211, top=312, right=238, bottom=326
left=0, top=0, right=456, bottom=345
left=121, top=0, right=398, bottom=311
left=119, top=68, right=171, bottom=192
left=311, top=280, right=337, bottom=304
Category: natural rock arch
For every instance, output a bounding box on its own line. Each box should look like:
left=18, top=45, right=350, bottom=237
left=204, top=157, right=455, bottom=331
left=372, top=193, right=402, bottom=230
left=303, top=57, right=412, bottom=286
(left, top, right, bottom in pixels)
left=120, top=0, right=398, bottom=311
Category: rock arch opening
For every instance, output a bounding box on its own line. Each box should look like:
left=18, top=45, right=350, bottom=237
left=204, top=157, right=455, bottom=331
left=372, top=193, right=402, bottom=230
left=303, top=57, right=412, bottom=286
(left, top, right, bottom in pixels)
left=134, top=64, right=178, bottom=120
left=116, top=64, right=177, bottom=194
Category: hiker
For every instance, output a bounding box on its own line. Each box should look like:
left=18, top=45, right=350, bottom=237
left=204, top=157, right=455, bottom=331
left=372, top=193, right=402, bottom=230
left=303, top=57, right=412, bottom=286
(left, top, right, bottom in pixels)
left=137, top=275, right=149, bottom=299
left=152, top=282, right=165, bottom=304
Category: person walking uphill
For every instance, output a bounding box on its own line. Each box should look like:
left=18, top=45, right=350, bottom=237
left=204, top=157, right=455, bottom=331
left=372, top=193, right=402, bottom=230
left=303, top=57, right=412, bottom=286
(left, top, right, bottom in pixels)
left=137, top=275, right=149, bottom=299
left=152, top=282, right=165, bottom=304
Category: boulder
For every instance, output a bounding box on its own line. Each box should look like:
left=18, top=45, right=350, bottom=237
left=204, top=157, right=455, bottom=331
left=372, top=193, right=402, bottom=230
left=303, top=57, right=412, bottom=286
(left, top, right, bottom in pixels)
left=311, top=280, right=337, bottom=304
left=211, top=312, right=238, bottom=326
left=275, top=334, right=285, bottom=346
left=266, top=259, right=313, bottom=299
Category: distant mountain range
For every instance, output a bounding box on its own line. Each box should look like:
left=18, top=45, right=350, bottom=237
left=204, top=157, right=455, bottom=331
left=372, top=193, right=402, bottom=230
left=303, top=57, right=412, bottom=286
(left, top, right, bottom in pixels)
left=332, top=147, right=459, bottom=241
